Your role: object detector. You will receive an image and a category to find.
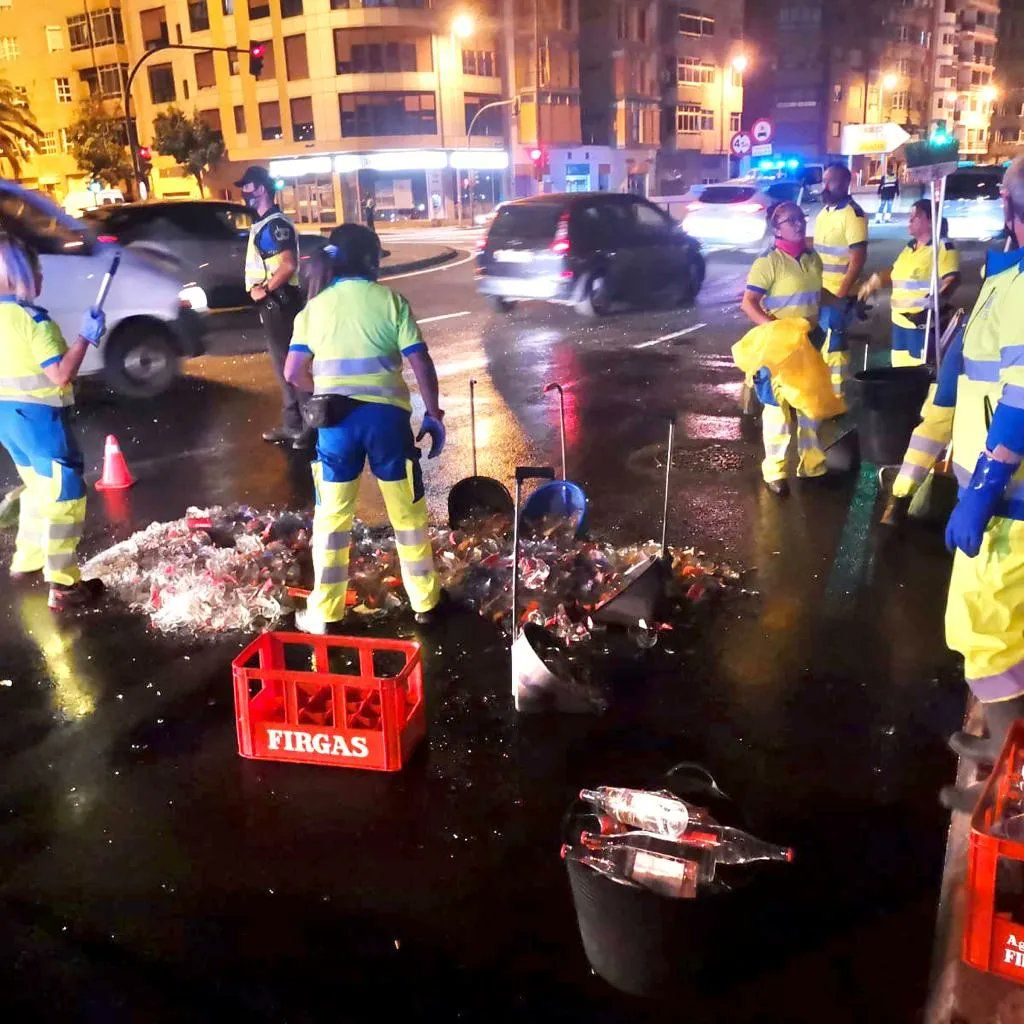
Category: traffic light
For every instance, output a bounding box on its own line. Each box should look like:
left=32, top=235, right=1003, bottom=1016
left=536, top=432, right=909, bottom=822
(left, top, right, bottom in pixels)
left=248, top=42, right=266, bottom=77
left=929, top=121, right=951, bottom=146
left=137, top=146, right=152, bottom=175
left=530, top=146, right=547, bottom=181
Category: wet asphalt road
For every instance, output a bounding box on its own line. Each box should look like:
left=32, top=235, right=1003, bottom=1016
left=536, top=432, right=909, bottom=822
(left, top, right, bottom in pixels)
left=0, top=225, right=991, bottom=1021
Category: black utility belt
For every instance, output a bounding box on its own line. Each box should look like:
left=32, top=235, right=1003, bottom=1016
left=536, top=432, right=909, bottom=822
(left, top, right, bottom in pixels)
left=302, top=394, right=365, bottom=429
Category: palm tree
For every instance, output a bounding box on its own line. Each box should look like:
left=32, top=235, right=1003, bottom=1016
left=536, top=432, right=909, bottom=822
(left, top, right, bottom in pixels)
left=0, top=78, right=40, bottom=179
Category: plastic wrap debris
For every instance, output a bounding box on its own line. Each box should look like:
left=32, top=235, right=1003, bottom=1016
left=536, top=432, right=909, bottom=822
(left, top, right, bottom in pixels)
left=83, top=506, right=741, bottom=638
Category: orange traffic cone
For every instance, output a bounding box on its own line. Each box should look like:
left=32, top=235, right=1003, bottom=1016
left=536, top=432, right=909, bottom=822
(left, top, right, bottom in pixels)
left=95, top=434, right=135, bottom=491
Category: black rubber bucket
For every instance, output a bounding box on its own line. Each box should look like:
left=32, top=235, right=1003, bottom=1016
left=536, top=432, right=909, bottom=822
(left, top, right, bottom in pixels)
left=852, top=366, right=932, bottom=466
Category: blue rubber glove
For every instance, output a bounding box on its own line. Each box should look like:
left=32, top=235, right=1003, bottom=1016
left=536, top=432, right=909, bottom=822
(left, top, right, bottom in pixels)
left=79, top=308, right=106, bottom=347
left=416, top=413, right=446, bottom=459
left=945, top=452, right=1018, bottom=557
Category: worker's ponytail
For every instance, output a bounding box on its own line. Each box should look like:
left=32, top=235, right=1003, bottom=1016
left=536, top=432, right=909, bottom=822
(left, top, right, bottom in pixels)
left=0, top=232, right=39, bottom=303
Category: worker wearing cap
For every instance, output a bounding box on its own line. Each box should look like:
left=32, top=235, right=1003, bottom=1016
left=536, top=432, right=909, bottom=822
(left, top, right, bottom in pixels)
left=284, top=224, right=446, bottom=632
left=940, top=156, right=1024, bottom=811
left=236, top=166, right=306, bottom=448
left=859, top=199, right=961, bottom=367
left=813, top=163, right=868, bottom=396
left=740, top=200, right=827, bottom=496
left=0, top=232, right=106, bottom=610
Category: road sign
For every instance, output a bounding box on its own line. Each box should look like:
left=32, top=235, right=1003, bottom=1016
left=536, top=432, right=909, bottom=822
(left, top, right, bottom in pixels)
left=840, top=122, right=911, bottom=156
left=730, top=131, right=752, bottom=158
left=751, top=143, right=773, bottom=158
left=751, top=118, right=774, bottom=145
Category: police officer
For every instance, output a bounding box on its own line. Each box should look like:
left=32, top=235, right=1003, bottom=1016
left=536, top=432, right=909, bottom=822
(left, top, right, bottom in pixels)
left=740, top=200, right=827, bottom=496
left=0, top=233, right=106, bottom=610
left=813, top=162, right=869, bottom=396
left=939, top=156, right=1024, bottom=809
left=284, top=224, right=446, bottom=632
left=236, top=166, right=307, bottom=448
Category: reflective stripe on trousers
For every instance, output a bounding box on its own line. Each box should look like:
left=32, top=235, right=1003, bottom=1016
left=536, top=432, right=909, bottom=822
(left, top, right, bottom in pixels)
left=10, top=462, right=84, bottom=585
left=893, top=385, right=952, bottom=498
left=760, top=400, right=826, bottom=483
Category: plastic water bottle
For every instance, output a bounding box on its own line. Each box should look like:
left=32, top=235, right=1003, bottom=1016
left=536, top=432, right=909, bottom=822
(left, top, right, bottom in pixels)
left=579, top=786, right=693, bottom=840
left=562, top=840, right=699, bottom=899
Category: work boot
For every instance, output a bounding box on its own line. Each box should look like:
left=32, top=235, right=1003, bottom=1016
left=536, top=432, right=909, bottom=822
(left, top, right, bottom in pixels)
left=939, top=781, right=984, bottom=814
left=48, top=578, right=105, bottom=611
left=9, top=567, right=42, bottom=583
left=880, top=494, right=909, bottom=527
left=291, top=429, right=317, bottom=452
left=764, top=479, right=789, bottom=497
left=262, top=426, right=301, bottom=445
left=413, top=589, right=451, bottom=625
left=294, top=608, right=334, bottom=634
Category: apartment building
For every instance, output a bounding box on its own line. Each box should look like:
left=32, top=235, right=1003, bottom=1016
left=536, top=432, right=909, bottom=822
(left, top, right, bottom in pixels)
left=990, top=0, right=1023, bottom=161
left=1, top=1, right=132, bottom=201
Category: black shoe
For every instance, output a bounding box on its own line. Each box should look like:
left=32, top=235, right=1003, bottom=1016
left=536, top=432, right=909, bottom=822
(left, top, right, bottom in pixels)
left=764, top=479, right=789, bottom=497
left=414, top=590, right=450, bottom=625
left=880, top=494, right=909, bottom=527
left=48, top=578, right=105, bottom=611
left=262, top=426, right=301, bottom=444
left=949, top=730, right=1001, bottom=765
left=939, top=782, right=984, bottom=814
left=291, top=430, right=317, bottom=452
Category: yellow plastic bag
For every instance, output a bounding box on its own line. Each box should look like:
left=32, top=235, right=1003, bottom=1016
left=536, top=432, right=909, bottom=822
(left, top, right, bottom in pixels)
left=732, top=318, right=846, bottom=421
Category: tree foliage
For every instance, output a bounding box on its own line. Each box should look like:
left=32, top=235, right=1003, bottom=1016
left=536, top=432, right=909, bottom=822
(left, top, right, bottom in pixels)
left=152, top=107, right=225, bottom=196
left=66, top=97, right=132, bottom=187
left=0, top=78, right=41, bottom=179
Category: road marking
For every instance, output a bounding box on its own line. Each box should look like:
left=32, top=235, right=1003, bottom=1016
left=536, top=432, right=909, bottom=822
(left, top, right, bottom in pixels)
left=633, top=323, right=707, bottom=349
left=436, top=354, right=489, bottom=378
left=419, top=311, right=472, bottom=325
left=384, top=251, right=476, bottom=280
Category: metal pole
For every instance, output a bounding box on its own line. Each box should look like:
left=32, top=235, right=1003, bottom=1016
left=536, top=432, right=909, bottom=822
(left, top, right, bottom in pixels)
left=930, top=174, right=947, bottom=374
left=469, top=378, right=478, bottom=477
left=452, top=29, right=462, bottom=227
left=720, top=65, right=726, bottom=180
left=466, top=97, right=518, bottom=226
left=661, top=418, right=674, bottom=559
left=533, top=0, right=541, bottom=192
left=511, top=479, right=521, bottom=640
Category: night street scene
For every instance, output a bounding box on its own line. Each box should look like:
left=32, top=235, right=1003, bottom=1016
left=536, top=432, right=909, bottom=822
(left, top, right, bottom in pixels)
left=3, top=0, right=1024, bottom=1021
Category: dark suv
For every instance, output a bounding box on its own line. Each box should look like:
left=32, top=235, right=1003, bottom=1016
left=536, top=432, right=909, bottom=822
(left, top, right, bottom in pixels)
left=476, top=193, right=704, bottom=316
left=83, top=200, right=327, bottom=311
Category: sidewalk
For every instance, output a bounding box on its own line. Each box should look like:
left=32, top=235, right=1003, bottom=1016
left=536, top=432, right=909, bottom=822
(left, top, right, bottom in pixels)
left=379, top=241, right=458, bottom=277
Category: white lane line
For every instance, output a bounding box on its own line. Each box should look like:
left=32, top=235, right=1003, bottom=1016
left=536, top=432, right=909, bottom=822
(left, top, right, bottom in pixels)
left=385, top=250, right=476, bottom=280
left=633, top=322, right=708, bottom=349
left=419, top=310, right=472, bottom=325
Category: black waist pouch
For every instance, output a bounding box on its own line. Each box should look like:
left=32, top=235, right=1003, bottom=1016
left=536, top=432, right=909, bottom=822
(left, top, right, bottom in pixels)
left=302, top=394, right=361, bottom=429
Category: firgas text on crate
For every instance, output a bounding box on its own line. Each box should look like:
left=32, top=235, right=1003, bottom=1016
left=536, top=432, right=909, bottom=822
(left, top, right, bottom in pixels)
left=265, top=729, right=370, bottom=759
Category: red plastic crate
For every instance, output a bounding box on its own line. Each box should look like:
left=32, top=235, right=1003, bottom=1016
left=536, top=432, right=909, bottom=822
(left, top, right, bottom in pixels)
left=232, top=631, right=425, bottom=772
left=964, top=721, right=1024, bottom=980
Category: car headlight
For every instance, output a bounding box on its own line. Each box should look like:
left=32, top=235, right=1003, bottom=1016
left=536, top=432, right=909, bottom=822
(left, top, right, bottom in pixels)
left=178, top=284, right=208, bottom=312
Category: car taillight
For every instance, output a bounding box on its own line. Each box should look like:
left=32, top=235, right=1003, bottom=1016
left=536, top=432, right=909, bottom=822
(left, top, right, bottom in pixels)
left=734, top=202, right=766, bottom=214
left=550, top=213, right=571, bottom=255
left=688, top=201, right=704, bottom=211
left=97, top=234, right=118, bottom=243
left=474, top=232, right=486, bottom=253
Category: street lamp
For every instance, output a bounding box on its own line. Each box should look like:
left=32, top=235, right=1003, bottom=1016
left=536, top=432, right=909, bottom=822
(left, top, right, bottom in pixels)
left=982, top=84, right=999, bottom=104
left=720, top=52, right=749, bottom=179
left=882, top=72, right=898, bottom=91
left=452, top=12, right=475, bottom=39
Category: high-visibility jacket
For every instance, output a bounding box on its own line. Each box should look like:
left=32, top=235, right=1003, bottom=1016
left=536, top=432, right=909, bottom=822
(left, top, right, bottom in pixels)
left=890, top=238, right=960, bottom=329
left=950, top=250, right=1024, bottom=520
left=745, top=247, right=823, bottom=324
left=813, top=196, right=868, bottom=295
left=244, top=205, right=299, bottom=291
left=288, top=277, right=426, bottom=412
left=0, top=297, right=71, bottom=407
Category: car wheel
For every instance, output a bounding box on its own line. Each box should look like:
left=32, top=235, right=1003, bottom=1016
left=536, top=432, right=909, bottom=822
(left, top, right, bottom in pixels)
left=576, top=273, right=611, bottom=317
left=104, top=322, right=179, bottom=398
left=488, top=296, right=516, bottom=313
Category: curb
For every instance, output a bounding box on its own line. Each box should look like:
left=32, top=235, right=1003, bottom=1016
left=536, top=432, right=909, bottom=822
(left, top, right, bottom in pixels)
left=381, top=247, right=459, bottom=278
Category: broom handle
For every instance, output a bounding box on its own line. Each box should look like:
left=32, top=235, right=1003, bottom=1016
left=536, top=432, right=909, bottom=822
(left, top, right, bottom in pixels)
left=92, top=253, right=121, bottom=314
left=469, top=378, right=478, bottom=477
left=661, top=417, right=675, bottom=559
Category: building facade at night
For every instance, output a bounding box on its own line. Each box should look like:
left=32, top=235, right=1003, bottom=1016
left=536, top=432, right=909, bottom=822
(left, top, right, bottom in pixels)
left=990, top=0, right=1024, bottom=163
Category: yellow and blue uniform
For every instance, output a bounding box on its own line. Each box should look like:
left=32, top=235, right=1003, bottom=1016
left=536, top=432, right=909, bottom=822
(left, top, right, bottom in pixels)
left=289, top=277, right=439, bottom=621
left=0, top=297, right=85, bottom=586
left=944, top=250, right=1024, bottom=702
left=745, top=247, right=827, bottom=483
left=813, top=196, right=868, bottom=392
left=889, top=238, right=960, bottom=367
left=245, top=206, right=300, bottom=291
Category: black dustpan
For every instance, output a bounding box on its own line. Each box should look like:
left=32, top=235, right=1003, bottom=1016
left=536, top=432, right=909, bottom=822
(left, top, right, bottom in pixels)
left=448, top=378, right=513, bottom=528
left=592, top=417, right=675, bottom=629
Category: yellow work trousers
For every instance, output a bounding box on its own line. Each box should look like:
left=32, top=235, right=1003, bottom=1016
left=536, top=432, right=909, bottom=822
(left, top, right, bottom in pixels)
left=892, top=386, right=953, bottom=499
left=824, top=350, right=848, bottom=400
left=892, top=349, right=925, bottom=369
left=308, top=461, right=441, bottom=623
left=946, top=516, right=1024, bottom=703
left=11, top=463, right=84, bottom=586
left=761, top=400, right=826, bottom=483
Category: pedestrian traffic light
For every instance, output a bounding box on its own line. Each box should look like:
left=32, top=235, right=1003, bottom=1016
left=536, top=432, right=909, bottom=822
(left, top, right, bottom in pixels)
left=930, top=121, right=951, bottom=146
left=137, top=146, right=152, bottom=175
left=248, top=43, right=266, bottom=77
left=530, top=146, right=547, bottom=181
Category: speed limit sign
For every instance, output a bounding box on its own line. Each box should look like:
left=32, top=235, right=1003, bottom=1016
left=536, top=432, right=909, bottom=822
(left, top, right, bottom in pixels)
left=730, top=131, right=752, bottom=158
left=751, top=118, right=774, bottom=145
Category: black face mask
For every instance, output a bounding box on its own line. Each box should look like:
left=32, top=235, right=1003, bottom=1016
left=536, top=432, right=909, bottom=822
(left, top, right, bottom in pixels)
left=243, top=192, right=262, bottom=211
left=821, top=186, right=842, bottom=206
